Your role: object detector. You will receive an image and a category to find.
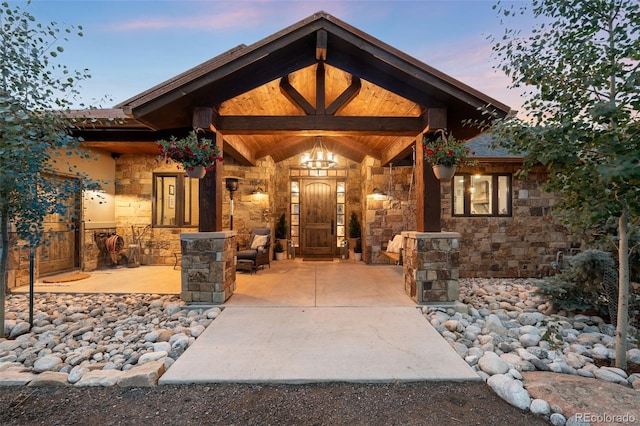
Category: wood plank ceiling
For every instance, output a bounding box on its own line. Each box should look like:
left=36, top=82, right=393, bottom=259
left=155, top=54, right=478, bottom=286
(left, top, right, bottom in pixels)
left=77, top=12, right=510, bottom=166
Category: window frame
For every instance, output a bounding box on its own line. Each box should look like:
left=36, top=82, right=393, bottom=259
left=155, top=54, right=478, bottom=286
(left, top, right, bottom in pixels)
left=152, top=173, right=199, bottom=228
left=452, top=173, right=512, bottom=217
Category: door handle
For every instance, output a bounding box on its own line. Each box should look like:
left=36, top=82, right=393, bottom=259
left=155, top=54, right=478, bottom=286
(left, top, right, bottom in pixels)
left=331, top=219, right=334, bottom=235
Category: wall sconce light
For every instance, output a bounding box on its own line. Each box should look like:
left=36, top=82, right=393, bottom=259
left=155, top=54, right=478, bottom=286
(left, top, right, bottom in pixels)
left=368, top=188, right=387, bottom=200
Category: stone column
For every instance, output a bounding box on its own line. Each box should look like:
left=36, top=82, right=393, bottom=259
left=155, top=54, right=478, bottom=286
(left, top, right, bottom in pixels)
left=402, top=231, right=460, bottom=304
left=180, top=231, right=236, bottom=304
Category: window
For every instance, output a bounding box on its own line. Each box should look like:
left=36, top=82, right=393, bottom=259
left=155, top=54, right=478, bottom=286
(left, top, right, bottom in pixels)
left=336, top=181, right=346, bottom=247
left=290, top=181, right=300, bottom=248
left=153, top=174, right=199, bottom=227
left=453, top=174, right=511, bottom=216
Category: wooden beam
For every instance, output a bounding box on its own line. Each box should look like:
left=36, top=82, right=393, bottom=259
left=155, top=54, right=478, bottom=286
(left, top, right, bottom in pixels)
left=326, top=76, right=361, bottom=115
left=192, top=107, right=213, bottom=129
left=316, top=29, right=327, bottom=60
left=316, top=61, right=325, bottom=115
left=425, top=108, right=447, bottom=131
left=279, top=75, right=315, bottom=115
left=216, top=115, right=423, bottom=135
left=223, top=134, right=256, bottom=166
left=415, top=134, right=441, bottom=232
left=199, top=132, right=224, bottom=232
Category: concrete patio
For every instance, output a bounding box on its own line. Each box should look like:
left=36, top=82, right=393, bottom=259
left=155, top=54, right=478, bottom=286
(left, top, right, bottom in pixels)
left=15, top=259, right=479, bottom=383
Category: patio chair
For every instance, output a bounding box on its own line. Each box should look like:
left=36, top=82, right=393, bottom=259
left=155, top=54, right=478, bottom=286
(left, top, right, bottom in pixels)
left=236, top=228, right=271, bottom=273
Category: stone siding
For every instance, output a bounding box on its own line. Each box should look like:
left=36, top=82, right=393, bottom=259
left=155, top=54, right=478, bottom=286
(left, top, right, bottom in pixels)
left=403, top=232, right=459, bottom=303
left=223, top=157, right=276, bottom=249
left=109, top=154, right=577, bottom=279
left=361, top=159, right=416, bottom=264
left=112, top=154, right=276, bottom=264
left=442, top=163, right=580, bottom=278
left=180, top=232, right=236, bottom=304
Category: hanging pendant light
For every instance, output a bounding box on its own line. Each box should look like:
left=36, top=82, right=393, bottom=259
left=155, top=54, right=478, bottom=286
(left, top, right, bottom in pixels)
left=301, top=136, right=337, bottom=169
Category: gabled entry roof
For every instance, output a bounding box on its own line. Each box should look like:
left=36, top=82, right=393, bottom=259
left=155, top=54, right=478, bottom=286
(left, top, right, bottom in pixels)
left=80, top=11, right=511, bottom=166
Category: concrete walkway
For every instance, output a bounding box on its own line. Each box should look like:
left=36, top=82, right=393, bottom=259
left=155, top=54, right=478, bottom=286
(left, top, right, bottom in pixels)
left=159, top=305, right=479, bottom=383
left=17, top=259, right=479, bottom=383
left=161, top=259, right=479, bottom=383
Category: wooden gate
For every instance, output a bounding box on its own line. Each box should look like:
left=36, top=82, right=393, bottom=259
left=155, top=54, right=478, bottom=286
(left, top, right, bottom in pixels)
left=38, top=175, right=80, bottom=276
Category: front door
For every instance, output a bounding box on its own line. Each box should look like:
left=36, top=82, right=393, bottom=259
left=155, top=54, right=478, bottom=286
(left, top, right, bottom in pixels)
left=301, top=179, right=335, bottom=256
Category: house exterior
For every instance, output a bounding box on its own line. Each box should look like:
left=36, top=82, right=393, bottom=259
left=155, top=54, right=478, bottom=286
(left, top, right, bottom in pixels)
left=6, top=12, right=580, bottom=293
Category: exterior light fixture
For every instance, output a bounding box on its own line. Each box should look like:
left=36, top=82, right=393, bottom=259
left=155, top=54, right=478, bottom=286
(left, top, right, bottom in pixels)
left=225, top=177, right=240, bottom=230
left=301, top=136, right=337, bottom=168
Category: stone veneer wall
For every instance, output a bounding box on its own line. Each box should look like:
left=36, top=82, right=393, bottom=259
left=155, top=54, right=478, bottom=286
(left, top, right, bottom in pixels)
left=110, top=154, right=276, bottom=267
left=222, top=157, right=276, bottom=249
left=402, top=231, right=460, bottom=303
left=180, top=231, right=236, bottom=303
left=83, top=227, right=117, bottom=270
left=110, top=154, right=577, bottom=278
left=442, top=163, right=581, bottom=278
left=361, top=158, right=416, bottom=264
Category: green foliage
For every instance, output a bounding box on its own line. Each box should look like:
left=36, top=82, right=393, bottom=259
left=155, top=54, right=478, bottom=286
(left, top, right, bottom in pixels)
left=348, top=212, right=361, bottom=239
left=275, top=213, right=287, bottom=239
left=354, top=238, right=362, bottom=254
left=540, top=319, right=564, bottom=351
left=487, top=0, right=640, bottom=366
left=535, top=250, right=615, bottom=316
left=487, top=0, right=640, bottom=232
left=157, top=130, right=222, bottom=172
left=422, top=129, right=477, bottom=167
left=1, top=1, right=96, bottom=248
left=274, top=240, right=284, bottom=253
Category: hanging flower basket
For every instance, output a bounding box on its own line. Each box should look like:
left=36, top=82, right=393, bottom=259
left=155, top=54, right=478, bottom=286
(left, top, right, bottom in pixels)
left=157, top=129, right=222, bottom=178
left=432, top=165, right=456, bottom=180
left=185, top=165, right=207, bottom=179
left=423, top=129, right=476, bottom=180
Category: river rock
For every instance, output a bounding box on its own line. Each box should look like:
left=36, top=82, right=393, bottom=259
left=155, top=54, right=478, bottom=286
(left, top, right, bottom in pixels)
left=487, top=374, right=531, bottom=410
left=478, top=352, right=509, bottom=375
left=529, top=398, right=550, bottom=415
left=482, top=314, right=507, bottom=335
left=592, top=368, right=628, bottom=385
left=33, top=355, right=63, bottom=373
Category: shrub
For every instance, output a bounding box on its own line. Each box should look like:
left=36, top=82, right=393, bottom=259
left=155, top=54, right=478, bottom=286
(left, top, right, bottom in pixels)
left=535, top=250, right=614, bottom=316
left=275, top=213, right=287, bottom=239
left=348, top=212, right=361, bottom=239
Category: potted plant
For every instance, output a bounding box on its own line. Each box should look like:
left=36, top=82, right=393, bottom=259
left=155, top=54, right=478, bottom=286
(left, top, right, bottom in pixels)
left=422, top=129, right=476, bottom=180
left=274, top=240, right=285, bottom=261
left=274, top=213, right=288, bottom=257
left=348, top=212, right=361, bottom=261
left=354, top=238, right=363, bottom=262
left=157, top=129, right=223, bottom=178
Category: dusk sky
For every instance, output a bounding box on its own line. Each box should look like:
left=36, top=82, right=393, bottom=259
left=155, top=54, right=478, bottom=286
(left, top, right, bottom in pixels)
left=24, top=0, right=532, bottom=113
